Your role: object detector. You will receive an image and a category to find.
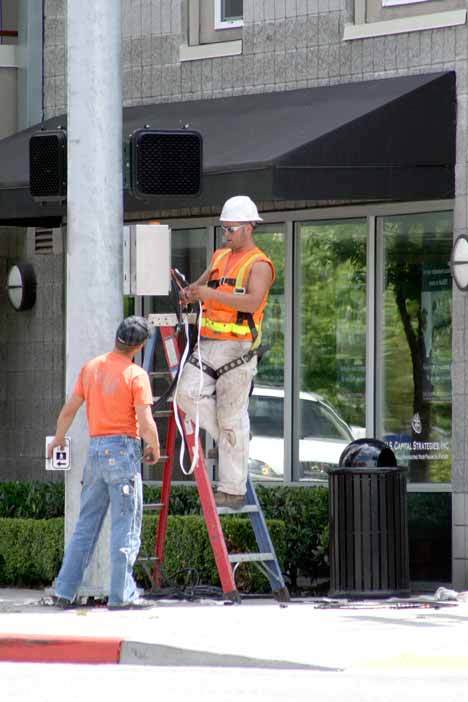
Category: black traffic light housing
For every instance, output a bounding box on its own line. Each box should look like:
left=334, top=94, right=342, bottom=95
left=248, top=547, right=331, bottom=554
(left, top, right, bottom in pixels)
left=128, top=128, right=202, bottom=198
left=28, top=126, right=203, bottom=202
left=29, top=129, right=67, bottom=202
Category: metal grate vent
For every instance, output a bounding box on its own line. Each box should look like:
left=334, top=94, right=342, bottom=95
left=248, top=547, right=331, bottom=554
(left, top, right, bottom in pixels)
left=131, top=129, right=202, bottom=197
left=29, top=130, right=67, bottom=201
left=34, top=229, right=54, bottom=254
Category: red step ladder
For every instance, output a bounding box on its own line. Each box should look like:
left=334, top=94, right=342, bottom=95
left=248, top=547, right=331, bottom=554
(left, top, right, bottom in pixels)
left=139, top=313, right=289, bottom=604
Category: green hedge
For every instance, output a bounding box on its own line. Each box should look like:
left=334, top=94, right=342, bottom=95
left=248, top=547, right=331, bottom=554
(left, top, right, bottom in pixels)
left=0, top=515, right=286, bottom=593
left=0, top=482, right=330, bottom=588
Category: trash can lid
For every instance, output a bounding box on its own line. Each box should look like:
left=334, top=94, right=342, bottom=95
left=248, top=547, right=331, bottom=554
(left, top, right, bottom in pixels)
left=338, top=438, right=397, bottom=468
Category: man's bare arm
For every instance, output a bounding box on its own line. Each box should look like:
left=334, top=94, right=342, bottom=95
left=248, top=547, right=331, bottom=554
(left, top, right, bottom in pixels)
left=186, top=261, right=273, bottom=313
left=178, top=266, right=211, bottom=305
left=47, top=394, right=84, bottom=457
left=136, top=404, right=160, bottom=465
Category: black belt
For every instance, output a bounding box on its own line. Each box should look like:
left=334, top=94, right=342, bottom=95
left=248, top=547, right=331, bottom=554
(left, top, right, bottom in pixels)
left=188, top=348, right=258, bottom=379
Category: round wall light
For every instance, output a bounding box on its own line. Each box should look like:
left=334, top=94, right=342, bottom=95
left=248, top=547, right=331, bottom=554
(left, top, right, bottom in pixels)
left=450, top=234, right=468, bottom=292
left=6, top=263, right=37, bottom=311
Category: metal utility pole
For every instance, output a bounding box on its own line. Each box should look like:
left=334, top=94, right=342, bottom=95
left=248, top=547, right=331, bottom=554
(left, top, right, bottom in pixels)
left=65, top=0, right=123, bottom=598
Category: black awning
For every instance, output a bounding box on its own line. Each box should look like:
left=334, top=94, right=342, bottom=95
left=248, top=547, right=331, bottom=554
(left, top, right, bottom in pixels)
left=0, top=71, right=455, bottom=225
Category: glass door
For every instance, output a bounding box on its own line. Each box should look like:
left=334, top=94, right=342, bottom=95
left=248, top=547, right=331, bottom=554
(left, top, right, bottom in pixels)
left=295, top=219, right=368, bottom=482
left=376, top=211, right=453, bottom=484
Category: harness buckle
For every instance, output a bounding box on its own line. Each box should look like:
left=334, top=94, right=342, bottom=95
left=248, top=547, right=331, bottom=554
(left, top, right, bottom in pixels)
left=234, top=287, right=246, bottom=295
left=219, top=276, right=226, bottom=286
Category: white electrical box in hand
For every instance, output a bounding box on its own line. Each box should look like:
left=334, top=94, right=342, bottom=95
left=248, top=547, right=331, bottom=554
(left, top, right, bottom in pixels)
left=45, top=436, right=71, bottom=471
left=123, top=224, right=171, bottom=296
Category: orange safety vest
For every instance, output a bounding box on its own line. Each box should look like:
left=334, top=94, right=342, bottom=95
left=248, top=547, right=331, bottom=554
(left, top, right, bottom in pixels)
left=201, top=246, right=275, bottom=347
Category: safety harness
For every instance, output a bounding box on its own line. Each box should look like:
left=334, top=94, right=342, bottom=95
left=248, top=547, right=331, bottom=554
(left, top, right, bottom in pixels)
left=186, top=247, right=273, bottom=379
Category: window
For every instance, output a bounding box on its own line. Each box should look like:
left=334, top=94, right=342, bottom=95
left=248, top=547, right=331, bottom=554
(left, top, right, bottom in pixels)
left=346, top=0, right=466, bottom=39
left=0, top=0, right=18, bottom=45
left=295, top=219, right=368, bottom=481
left=184, top=0, right=243, bottom=57
left=215, top=0, right=243, bottom=29
left=376, top=211, right=453, bottom=484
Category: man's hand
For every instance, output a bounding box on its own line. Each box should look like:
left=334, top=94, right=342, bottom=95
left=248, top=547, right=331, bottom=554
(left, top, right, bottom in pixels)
left=184, top=284, right=212, bottom=303
left=143, top=445, right=160, bottom=465
left=47, top=436, right=65, bottom=459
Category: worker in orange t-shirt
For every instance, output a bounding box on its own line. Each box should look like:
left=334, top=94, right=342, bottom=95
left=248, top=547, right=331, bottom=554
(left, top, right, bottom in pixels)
left=47, top=316, right=159, bottom=610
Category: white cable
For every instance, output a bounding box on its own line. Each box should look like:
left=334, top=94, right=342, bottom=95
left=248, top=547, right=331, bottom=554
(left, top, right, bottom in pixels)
left=172, top=298, right=204, bottom=475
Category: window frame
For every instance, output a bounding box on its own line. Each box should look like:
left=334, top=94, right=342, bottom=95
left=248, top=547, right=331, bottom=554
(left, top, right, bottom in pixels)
left=158, top=198, right=453, bottom=492
left=346, top=0, right=466, bottom=39
left=182, top=0, right=243, bottom=61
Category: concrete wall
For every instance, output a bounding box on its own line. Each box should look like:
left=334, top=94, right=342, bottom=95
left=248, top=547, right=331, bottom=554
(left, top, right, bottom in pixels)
left=0, top=228, right=65, bottom=481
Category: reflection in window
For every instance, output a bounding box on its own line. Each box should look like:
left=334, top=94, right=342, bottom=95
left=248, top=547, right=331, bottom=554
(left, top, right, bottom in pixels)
left=379, top=211, right=452, bottom=483
left=219, top=0, right=243, bottom=23
left=242, top=225, right=286, bottom=482
left=296, top=219, right=368, bottom=481
left=301, top=402, right=351, bottom=441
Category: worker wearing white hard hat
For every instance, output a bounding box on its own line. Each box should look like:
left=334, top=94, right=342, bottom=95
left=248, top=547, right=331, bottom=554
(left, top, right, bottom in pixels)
left=219, top=195, right=264, bottom=223
left=176, top=195, right=274, bottom=510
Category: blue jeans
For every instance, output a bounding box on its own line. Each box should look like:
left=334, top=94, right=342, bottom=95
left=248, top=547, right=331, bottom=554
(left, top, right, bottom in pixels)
left=55, top=435, right=143, bottom=606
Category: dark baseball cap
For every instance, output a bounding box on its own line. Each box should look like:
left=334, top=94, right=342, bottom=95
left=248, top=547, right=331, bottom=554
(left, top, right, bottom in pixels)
left=116, top=316, right=151, bottom=346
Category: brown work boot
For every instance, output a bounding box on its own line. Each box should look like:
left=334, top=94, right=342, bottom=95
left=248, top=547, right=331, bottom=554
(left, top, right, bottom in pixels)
left=214, top=491, right=246, bottom=510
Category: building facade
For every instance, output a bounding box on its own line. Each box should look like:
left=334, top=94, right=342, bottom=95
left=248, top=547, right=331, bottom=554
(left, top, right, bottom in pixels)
left=1, top=0, right=468, bottom=586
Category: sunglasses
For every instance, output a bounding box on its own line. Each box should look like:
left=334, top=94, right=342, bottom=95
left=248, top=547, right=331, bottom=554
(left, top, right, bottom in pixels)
left=221, top=224, right=245, bottom=234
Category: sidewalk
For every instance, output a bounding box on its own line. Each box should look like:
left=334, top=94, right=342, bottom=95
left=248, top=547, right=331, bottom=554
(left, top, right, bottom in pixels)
left=1, top=588, right=468, bottom=669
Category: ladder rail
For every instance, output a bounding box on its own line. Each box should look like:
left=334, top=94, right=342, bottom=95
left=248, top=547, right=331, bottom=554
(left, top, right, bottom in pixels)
left=151, top=410, right=178, bottom=587
left=143, top=321, right=288, bottom=604
left=181, top=408, right=240, bottom=601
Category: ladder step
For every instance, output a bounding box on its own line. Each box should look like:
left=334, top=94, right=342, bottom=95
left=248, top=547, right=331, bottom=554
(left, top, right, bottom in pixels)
left=217, top=505, right=260, bottom=515
left=152, top=409, right=172, bottom=417
left=229, top=552, right=274, bottom=564
left=143, top=502, right=164, bottom=512
left=136, top=556, right=160, bottom=563
left=149, top=371, right=173, bottom=379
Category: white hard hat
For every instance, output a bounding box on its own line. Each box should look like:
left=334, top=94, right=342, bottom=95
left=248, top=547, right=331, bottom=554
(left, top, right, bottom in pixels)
left=219, top=195, right=263, bottom=222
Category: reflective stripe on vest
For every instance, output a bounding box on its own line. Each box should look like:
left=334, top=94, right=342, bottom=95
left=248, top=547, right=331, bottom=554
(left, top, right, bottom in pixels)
left=202, top=247, right=273, bottom=344
left=201, top=318, right=253, bottom=337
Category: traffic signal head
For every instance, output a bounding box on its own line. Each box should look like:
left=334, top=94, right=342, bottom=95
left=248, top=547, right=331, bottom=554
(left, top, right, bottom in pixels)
left=29, top=129, right=67, bottom=202
left=129, top=128, right=202, bottom=198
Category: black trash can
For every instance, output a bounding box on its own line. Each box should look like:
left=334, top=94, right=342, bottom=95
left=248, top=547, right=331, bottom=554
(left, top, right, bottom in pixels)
left=328, top=439, right=410, bottom=598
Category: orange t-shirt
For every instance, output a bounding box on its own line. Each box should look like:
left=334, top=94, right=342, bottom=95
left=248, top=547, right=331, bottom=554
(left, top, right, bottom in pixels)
left=73, top=352, right=153, bottom=438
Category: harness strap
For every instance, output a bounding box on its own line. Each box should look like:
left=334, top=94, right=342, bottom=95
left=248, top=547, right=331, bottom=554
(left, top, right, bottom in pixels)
left=207, top=277, right=236, bottom=289
left=187, top=355, right=218, bottom=379
left=188, top=348, right=258, bottom=379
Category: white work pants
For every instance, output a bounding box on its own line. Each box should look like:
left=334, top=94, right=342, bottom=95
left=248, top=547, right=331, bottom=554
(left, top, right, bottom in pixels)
left=176, top=339, right=257, bottom=496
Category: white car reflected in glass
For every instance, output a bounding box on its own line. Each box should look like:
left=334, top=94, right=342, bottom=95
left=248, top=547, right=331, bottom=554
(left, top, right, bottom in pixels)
left=248, top=386, right=365, bottom=482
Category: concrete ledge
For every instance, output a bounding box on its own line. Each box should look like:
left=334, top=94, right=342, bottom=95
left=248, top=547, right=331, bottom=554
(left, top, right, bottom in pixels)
left=344, top=8, right=467, bottom=40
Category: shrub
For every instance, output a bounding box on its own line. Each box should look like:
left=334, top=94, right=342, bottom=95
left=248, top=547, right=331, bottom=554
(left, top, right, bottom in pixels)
left=0, top=515, right=286, bottom=594
left=0, top=518, right=64, bottom=586
left=0, top=481, right=330, bottom=590
left=0, top=481, right=64, bottom=519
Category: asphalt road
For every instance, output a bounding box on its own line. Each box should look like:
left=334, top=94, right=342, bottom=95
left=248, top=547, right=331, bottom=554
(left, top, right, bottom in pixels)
left=3, top=664, right=468, bottom=702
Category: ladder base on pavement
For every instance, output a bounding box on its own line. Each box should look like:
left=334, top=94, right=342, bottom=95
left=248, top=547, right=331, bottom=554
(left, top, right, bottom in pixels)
left=140, top=317, right=289, bottom=604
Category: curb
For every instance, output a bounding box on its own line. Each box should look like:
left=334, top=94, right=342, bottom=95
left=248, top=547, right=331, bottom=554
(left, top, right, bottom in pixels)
left=0, top=634, right=122, bottom=664
left=0, top=634, right=338, bottom=670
